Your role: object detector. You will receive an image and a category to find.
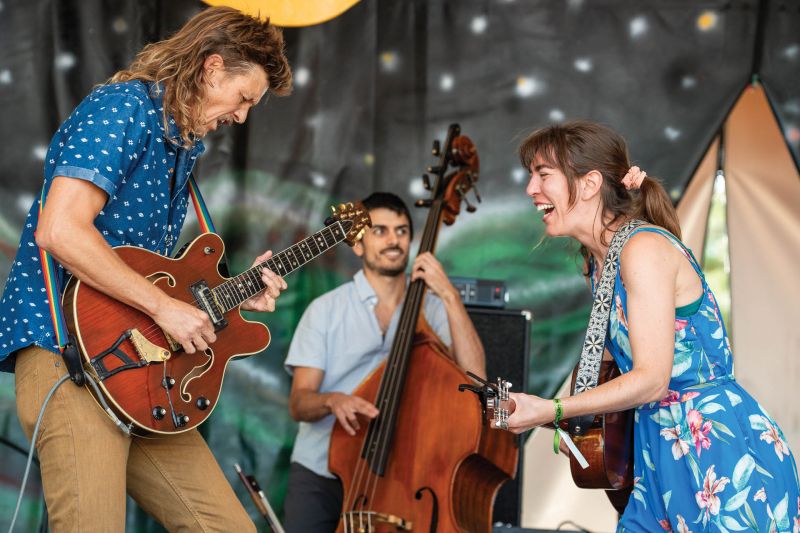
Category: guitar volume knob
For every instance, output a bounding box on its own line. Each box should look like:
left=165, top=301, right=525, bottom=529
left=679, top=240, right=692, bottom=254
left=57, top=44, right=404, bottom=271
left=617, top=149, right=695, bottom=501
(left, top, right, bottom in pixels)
left=152, top=406, right=167, bottom=420
left=196, top=397, right=211, bottom=410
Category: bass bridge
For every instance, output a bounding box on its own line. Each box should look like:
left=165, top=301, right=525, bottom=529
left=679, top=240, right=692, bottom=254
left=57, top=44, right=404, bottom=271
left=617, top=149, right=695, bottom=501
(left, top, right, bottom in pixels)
left=341, top=511, right=412, bottom=532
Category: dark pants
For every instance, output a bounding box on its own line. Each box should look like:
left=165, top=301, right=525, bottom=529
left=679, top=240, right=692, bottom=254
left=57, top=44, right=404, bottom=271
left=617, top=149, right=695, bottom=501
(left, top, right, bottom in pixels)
left=284, top=462, right=343, bottom=533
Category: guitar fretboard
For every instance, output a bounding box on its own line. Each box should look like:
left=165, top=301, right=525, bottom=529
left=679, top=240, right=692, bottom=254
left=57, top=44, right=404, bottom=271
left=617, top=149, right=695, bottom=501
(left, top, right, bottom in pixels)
left=211, top=221, right=348, bottom=312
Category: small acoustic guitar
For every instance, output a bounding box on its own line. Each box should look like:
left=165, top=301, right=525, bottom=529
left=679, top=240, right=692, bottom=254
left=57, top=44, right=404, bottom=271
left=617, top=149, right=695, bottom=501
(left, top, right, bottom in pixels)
left=461, top=359, right=634, bottom=513
left=63, top=202, right=371, bottom=435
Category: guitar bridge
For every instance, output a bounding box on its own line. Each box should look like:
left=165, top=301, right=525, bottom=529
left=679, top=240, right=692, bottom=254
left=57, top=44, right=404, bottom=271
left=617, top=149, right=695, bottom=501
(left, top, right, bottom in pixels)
left=191, top=280, right=227, bottom=331
left=129, top=328, right=171, bottom=363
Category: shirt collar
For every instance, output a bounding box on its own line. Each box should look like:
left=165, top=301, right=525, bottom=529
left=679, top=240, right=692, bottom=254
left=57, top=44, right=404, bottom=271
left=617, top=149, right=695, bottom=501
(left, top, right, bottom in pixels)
left=353, top=268, right=410, bottom=304
left=145, top=82, right=204, bottom=153
left=353, top=269, right=377, bottom=304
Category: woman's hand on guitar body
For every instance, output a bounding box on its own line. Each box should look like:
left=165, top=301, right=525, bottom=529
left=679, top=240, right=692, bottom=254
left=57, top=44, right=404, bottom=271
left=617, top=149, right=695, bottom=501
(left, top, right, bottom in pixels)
left=325, top=392, right=379, bottom=436
left=505, top=392, right=556, bottom=434
left=241, top=250, right=288, bottom=312
left=152, top=297, right=217, bottom=354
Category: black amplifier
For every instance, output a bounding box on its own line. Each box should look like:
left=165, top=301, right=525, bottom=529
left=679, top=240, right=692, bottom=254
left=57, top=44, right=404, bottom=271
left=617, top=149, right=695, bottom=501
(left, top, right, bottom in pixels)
left=449, top=276, right=507, bottom=308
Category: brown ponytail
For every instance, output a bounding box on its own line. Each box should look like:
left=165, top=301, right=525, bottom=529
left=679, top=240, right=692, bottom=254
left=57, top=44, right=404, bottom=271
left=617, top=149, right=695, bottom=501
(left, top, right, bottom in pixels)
left=633, top=177, right=681, bottom=239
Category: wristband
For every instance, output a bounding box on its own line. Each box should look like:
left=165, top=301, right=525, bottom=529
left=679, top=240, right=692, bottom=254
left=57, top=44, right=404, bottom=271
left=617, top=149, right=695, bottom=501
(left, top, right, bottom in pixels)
left=552, top=398, right=563, bottom=454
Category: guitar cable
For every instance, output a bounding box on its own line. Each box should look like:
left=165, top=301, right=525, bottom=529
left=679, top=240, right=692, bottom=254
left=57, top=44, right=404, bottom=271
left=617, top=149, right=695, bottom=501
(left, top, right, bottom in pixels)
left=556, top=520, right=594, bottom=532
left=7, top=371, right=131, bottom=533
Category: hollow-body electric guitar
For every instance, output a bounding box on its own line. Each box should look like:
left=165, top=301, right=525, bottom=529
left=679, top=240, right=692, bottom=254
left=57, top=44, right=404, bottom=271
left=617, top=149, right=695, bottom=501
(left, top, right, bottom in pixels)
left=63, top=203, right=370, bottom=435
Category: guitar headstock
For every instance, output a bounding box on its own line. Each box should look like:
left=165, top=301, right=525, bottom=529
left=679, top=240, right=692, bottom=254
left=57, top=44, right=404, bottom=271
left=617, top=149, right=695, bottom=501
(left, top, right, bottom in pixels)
left=459, top=372, right=514, bottom=430
left=328, top=201, right=372, bottom=246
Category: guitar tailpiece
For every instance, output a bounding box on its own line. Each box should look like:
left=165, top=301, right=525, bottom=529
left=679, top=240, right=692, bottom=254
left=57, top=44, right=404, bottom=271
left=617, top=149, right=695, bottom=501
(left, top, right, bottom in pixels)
left=89, top=330, right=148, bottom=381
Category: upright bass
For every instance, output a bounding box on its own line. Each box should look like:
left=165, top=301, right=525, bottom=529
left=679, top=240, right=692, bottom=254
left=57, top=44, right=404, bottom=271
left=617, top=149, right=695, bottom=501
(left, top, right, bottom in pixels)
left=329, top=124, right=518, bottom=532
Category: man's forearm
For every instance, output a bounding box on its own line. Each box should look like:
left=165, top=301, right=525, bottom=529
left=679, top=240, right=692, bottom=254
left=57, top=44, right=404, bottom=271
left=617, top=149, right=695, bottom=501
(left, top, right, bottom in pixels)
left=38, top=220, right=169, bottom=317
left=289, top=389, right=339, bottom=422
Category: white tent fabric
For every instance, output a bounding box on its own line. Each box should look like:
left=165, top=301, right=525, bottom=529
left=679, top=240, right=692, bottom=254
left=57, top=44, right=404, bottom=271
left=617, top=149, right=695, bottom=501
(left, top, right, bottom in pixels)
left=678, top=83, right=800, bottom=453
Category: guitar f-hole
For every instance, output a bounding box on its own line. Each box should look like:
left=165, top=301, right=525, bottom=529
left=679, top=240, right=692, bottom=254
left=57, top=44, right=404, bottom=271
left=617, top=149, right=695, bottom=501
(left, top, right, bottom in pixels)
left=179, top=348, right=214, bottom=403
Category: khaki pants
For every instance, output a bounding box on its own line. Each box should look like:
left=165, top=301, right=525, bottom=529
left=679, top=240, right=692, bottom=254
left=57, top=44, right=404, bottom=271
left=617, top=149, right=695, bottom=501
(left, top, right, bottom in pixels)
left=14, top=346, right=255, bottom=533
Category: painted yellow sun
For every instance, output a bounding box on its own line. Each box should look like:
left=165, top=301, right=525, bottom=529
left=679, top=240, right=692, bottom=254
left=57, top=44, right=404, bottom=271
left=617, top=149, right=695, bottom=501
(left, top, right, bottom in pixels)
left=697, top=10, right=718, bottom=31
left=202, top=0, right=361, bottom=27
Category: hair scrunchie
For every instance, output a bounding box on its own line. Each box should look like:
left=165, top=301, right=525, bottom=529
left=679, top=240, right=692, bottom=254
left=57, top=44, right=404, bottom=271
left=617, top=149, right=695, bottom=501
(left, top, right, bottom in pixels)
left=621, top=166, right=647, bottom=190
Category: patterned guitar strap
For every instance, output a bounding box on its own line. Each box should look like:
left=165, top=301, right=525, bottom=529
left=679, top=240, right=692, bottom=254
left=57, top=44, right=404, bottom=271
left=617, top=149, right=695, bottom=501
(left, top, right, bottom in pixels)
left=568, top=218, right=645, bottom=436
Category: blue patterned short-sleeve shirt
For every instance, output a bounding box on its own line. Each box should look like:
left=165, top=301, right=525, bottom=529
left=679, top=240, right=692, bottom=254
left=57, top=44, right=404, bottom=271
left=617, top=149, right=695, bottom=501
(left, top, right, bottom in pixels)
left=0, top=80, right=205, bottom=371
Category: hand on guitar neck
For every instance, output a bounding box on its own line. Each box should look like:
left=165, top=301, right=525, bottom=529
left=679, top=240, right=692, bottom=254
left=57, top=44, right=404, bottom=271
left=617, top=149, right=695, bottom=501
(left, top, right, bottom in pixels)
left=151, top=260, right=286, bottom=355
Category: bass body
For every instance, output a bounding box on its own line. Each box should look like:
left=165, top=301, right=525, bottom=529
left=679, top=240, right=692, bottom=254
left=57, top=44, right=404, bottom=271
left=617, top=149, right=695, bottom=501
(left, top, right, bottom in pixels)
left=329, top=325, right=517, bottom=533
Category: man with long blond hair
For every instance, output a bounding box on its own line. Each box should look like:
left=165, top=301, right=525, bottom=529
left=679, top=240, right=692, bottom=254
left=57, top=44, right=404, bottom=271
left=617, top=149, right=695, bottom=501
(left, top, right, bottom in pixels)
left=0, top=7, right=292, bottom=531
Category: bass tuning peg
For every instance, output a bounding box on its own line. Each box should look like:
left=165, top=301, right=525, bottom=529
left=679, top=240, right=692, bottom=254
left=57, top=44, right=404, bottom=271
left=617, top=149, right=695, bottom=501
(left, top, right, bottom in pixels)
left=427, top=165, right=443, bottom=175
left=463, top=195, right=477, bottom=213
left=473, top=184, right=482, bottom=204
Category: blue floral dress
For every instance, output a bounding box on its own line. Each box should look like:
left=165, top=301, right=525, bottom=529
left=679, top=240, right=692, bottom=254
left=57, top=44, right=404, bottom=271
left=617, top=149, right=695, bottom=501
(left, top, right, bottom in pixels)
left=596, top=227, right=800, bottom=532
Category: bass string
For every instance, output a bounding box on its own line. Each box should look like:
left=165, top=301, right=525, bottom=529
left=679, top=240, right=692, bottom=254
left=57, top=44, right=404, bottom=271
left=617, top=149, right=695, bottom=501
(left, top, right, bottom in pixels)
left=368, top=198, right=442, bottom=473
left=354, top=199, right=444, bottom=517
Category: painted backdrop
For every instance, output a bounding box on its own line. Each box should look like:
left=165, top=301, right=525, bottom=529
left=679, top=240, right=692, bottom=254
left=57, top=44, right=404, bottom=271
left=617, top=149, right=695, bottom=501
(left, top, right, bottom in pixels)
left=1, top=0, right=798, bottom=530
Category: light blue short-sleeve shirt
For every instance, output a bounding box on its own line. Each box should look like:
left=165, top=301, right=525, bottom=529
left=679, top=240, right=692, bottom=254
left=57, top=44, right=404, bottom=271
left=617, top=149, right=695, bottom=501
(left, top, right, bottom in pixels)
left=284, top=269, right=452, bottom=478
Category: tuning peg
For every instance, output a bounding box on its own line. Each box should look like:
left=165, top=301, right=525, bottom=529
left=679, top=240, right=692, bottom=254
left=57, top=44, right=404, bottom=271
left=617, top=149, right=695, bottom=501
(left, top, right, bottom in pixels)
left=421, top=174, right=431, bottom=190
left=338, top=203, right=347, bottom=212
left=432, top=140, right=441, bottom=157
left=427, top=165, right=443, bottom=175
left=463, top=195, right=477, bottom=213
left=473, top=184, right=482, bottom=204
left=415, top=199, right=432, bottom=208
left=330, top=205, right=337, bottom=215
left=346, top=202, right=353, bottom=209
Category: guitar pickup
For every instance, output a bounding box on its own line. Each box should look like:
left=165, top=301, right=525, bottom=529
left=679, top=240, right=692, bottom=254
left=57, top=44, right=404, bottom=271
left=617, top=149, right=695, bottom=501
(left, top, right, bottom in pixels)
left=190, top=280, right=228, bottom=331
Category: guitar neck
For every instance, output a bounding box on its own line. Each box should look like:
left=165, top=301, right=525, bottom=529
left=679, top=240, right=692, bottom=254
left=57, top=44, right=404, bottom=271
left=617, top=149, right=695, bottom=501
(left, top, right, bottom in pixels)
left=211, top=221, right=349, bottom=312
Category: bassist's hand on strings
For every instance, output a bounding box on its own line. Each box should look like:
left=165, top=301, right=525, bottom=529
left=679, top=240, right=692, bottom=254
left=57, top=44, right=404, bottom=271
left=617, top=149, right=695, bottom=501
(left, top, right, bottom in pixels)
left=325, top=393, right=379, bottom=436
left=411, top=252, right=459, bottom=303
left=241, top=250, right=288, bottom=312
